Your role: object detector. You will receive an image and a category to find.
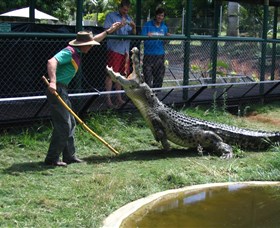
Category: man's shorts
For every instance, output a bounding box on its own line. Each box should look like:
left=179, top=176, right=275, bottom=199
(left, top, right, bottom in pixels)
left=107, top=50, right=130, bottom=75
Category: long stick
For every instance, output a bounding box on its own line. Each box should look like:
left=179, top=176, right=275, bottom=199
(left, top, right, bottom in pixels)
left=42, top=76, right=119, bottom=155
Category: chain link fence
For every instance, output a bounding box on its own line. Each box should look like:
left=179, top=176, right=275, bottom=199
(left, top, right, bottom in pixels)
left=1, top=33, right=280, bottom=124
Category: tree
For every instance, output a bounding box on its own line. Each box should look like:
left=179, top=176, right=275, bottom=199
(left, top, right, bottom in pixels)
left=83, top=0, right=120, bottom=25
left=238, top=3, right=274, bottom=37
left=227, top=1, right=239, bottom=36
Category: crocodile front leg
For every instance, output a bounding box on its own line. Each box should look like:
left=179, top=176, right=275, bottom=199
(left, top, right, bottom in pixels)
left=150, top=117, right=170, bottom=151
left=215, top=141, right=233, bottom=159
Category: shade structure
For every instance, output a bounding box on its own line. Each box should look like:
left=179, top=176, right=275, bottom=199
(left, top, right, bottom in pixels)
left=0, top=7, right=59, bottom=21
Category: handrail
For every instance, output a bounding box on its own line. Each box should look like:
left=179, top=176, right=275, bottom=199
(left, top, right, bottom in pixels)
left=1, top=80, right=280, bottom=103
left=0, top=32, right=274, bottom=43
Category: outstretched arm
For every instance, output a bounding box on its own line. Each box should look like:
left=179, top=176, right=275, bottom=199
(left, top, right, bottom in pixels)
left=93, top=22, right=122, bottom=43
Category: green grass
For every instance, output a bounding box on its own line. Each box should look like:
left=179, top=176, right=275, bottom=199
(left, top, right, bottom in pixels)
left=1, top=103, right=280, bottom=227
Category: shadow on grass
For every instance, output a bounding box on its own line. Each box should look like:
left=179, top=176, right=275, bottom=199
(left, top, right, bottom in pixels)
left=85, top=148, right=201, bottom=164
left=2, top=149, right=202, bottom=174
left=2, top=161, right=61, bottom=175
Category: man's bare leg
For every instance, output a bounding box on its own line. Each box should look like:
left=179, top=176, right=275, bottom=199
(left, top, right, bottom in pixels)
left=105, top=76, right=114, bottom=107
left=115, top=82, right=125, bottom=107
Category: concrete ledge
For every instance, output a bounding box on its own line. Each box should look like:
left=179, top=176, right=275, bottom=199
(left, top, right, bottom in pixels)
left=102, top=181, right=280, bottom=228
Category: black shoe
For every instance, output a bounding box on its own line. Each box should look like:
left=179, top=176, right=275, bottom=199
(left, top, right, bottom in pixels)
left=63, top=158, right=84, bottom=164
left=44, top=161, right=67, bottom=167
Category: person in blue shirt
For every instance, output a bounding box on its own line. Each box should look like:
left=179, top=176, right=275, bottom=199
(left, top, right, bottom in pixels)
left=45, top=23, right=121, bottom=167
left=104, top=0, right=136, bottom=108
left=141, top=7, right=170, bottom=88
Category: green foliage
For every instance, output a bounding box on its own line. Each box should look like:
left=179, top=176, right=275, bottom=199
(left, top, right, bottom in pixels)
left=208, top=60, right=229, bottom=77
left=0, top=0, right=28, bottom=13
left=83, top=13, right=95, bottom=20
left=222, top=42, right=260, bottom=58
left=239, top=3, right=275, bottom=37
left=83, top=12, right=106, bottom=25
left=191, top=59, right=229, bottom=78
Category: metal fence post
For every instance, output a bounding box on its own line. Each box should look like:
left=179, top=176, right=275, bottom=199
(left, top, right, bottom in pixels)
left=260, top=0, right=269, bottom=96
left=271, top=6, right=278, bottom=81
left=211, top=0, right=221, bottom=84
left=76, top=0, right=83, bottom=33
left=183, top=0, right=192, bottom=100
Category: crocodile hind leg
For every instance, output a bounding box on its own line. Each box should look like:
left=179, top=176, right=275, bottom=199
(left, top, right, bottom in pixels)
left=195, top=130, right=233, bottom=159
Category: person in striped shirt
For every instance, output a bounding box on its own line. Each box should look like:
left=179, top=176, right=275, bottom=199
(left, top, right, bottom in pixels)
left=45, top=23, right=121, bottom=167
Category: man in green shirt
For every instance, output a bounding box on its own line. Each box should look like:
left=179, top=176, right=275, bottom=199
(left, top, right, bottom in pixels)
left=45, top=23, right=121, bottom=167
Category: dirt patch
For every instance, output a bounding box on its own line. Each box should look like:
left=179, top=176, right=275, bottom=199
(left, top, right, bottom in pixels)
left=245, top=113, right=280, bottom=127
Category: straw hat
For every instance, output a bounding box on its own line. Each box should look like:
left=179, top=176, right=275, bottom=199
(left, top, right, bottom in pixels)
left=69, top=31, right=100, bottom=46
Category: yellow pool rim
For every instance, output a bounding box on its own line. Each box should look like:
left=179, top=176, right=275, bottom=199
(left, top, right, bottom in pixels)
left=102, top=181, right=280, bottom=228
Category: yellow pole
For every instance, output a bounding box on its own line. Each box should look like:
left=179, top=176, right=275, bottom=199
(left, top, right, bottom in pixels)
left=42, top=76, right=119, bottom=155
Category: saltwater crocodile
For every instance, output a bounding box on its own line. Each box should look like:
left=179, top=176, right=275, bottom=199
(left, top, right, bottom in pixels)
left=106, top=47, right=280, bottom=158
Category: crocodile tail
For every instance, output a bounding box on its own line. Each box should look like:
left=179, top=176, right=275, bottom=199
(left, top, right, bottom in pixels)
left=182, top=115, right=280, bottom=150
left=221, top=130, right=280, bottom=150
